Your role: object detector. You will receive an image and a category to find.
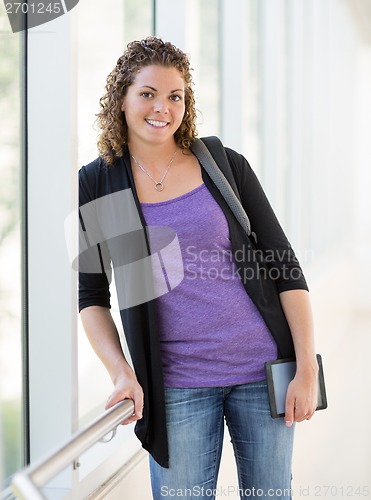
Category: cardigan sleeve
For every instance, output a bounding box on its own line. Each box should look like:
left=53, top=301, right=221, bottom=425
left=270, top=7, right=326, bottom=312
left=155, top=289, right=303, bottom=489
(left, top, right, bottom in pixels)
left=225, top=148, right=308, bottom=294
left=78, top=162, right=112, bottom=312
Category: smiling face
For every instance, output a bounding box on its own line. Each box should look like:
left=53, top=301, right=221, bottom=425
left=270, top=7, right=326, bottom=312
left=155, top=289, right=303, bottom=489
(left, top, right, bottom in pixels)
left=121, top=64, right=186, bottom=149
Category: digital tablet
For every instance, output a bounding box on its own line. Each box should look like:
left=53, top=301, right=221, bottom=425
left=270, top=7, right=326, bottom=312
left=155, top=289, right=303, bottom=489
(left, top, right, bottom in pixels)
left=265, top=354, right=328, bottom=419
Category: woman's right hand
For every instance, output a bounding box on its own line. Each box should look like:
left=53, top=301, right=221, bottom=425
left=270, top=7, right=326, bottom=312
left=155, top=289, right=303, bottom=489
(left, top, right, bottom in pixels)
left=105, top=365, right=144, bottom=425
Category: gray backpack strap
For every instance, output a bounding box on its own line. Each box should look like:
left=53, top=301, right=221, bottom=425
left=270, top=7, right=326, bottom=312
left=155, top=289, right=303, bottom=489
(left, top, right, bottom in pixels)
left=200, top=136, right=241, bottom=197
left=190, top=137, right=256, bottom=242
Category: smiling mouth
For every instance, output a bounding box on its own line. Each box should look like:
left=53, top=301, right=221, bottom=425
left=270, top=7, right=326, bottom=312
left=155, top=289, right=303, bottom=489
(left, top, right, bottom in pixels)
left=145, top=119, right=169, bottom=128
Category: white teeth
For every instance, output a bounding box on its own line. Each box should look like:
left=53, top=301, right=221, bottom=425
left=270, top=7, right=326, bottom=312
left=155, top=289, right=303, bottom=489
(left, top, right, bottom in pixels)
left=146, top=119, right=168, bottom=128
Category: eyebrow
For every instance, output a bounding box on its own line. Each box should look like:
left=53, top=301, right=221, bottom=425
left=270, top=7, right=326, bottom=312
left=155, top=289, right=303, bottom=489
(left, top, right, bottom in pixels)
left=139, top=85, right=185, bottom=93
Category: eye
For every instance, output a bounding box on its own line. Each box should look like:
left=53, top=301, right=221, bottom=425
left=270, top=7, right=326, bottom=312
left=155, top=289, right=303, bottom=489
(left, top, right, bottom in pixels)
left=140, top=92, right=154, bottom=98
left=170, top=94, right=182, bottom=102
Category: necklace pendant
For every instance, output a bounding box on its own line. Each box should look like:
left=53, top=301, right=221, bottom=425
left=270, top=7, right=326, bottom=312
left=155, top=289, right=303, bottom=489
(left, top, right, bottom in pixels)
left=131, top=149, right=178, bottom=193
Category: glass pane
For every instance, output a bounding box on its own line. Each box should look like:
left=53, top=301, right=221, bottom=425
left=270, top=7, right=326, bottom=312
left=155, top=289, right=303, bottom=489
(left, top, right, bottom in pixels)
left=0, top=4, right=24, bottom=487
left=77, top=0, right=153, bottom=423
left=194, top=0, right=220, bottom=138
left=124, top=0, right=153, bottom=45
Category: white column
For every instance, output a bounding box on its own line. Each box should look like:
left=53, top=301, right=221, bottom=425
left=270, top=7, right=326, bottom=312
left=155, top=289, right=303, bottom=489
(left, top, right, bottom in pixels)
left=286, top=0, right=305, bottom=249
left=27, top=12, right=78, bottom=491
left=155, top=0, right=199, bottom=54
left=259, top=0, right=288, bottom=221
left=219, top=0, right=248, bottom=153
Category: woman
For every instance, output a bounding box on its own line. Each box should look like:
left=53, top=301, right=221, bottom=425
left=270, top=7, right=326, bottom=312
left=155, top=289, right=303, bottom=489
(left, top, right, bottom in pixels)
left=79, top=36, right=318, bottom=499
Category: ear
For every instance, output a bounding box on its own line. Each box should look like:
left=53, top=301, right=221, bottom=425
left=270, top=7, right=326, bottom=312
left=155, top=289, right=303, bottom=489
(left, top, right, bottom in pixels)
left=121, top=98, right=125, bottom=112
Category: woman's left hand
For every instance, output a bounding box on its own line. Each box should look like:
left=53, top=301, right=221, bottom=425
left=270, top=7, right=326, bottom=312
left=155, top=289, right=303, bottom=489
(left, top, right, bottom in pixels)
left=284, top=363, right=319, bottom=427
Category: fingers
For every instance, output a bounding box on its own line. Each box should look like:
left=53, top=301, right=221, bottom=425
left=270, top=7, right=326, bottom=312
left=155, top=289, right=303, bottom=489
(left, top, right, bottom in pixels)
left=285, top=394, right=317, bottom=426
left=132, top=387, right=144, bottom=421
left=284, top=371, right=318, bottom=426
left=285, top=389, right=295, bottom=428
left=293, top=409, right=312, bottom=422
left=293, top=393, right=317, bottom=422
left=105, top=385, right=144, bottom=425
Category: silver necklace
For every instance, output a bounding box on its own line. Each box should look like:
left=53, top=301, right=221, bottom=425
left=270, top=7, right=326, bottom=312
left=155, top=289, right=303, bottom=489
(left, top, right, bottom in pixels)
left=131, top=149, right=178, bottom=192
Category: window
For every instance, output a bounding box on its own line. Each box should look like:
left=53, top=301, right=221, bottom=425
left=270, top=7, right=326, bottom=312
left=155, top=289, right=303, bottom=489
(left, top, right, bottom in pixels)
left=77, top=0, right=154, bottom=424
left=155, top=0, right=221, bottom=138
left=0, top=4, right=25, bottom=487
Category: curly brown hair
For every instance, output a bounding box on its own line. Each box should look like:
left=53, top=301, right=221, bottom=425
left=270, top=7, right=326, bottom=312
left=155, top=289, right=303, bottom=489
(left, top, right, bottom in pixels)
left=96, top=36, right=198, bottom=166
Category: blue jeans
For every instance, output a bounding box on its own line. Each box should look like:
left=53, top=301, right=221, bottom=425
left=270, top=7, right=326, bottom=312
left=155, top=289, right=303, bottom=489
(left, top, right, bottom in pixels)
left=149, top=381, right=294, bottom=499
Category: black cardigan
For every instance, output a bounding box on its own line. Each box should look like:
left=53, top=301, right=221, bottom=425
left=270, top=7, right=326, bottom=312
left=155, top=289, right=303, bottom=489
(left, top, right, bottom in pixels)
left=78, top=143, right=308, bottom=468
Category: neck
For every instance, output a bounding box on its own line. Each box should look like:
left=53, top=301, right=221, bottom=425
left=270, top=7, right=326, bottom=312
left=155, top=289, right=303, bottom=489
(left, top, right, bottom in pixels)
left=128, top=139, right=178, bottom=169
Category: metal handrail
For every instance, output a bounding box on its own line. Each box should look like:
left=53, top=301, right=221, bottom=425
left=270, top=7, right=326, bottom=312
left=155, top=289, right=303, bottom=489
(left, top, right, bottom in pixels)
left=11, top=399, right=135, bottom=500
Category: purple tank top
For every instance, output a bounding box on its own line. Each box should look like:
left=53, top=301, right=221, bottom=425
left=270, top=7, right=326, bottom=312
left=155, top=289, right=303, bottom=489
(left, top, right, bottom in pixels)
left=141, top=184, right=278, bottom=388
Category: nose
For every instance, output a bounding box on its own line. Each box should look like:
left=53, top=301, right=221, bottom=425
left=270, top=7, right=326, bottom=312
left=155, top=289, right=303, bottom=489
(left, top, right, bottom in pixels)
left=153, top=96, right=168, bottom=114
